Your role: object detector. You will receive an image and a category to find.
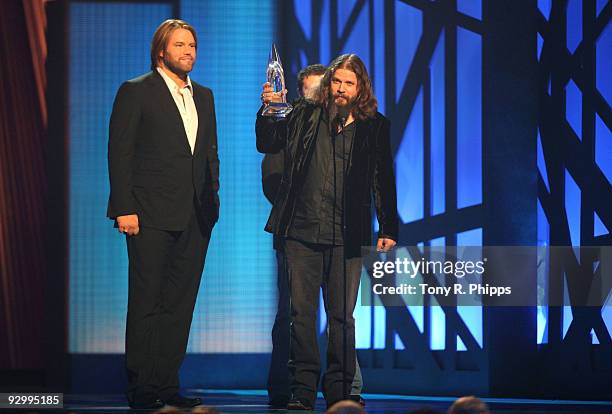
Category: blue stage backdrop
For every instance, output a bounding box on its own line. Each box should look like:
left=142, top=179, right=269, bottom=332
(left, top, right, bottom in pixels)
left=282, top=0, right=488, bottom=395
left=67, top=0, right=612, bottom=396
left=536, top=0, right=612, bottom=345
left=291, top=0, right=485, bottom=353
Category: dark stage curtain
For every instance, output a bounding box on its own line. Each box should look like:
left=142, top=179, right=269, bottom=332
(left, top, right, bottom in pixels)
left=0, top=0, right=47, bottom=370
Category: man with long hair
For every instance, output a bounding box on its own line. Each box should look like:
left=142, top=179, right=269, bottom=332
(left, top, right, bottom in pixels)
left=108, top=19, right=219, bottom=409
left=262, top=64, right=366, bottom=408
left=256, top=54, right=398, bottom=410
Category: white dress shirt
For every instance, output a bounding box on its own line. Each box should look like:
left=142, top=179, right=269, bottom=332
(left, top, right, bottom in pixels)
left=156, top=67, right=199, bottom=154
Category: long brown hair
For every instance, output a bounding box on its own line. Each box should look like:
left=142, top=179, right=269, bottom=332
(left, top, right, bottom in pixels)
left=150, top=19, right=197, bottom=70
left=315, top=54, right=378, bottom=120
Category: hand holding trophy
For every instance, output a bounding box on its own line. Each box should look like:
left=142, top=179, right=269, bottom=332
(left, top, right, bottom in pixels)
left=261, top=43, right=293, bottom=118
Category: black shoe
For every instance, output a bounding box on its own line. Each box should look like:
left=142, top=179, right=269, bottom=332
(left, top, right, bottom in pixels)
left=129, top=398, right=164, bottom=409
left=269, top=395, right=290, bottom=408
left=287, top=398, right=313, bottom=411
left=349, top=394, right=366, bottom=406
left=163, top=394, right=202, bottom=408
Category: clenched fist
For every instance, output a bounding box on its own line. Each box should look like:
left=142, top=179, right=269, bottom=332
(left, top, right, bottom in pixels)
left=117, top=214, right=139, bottom=236
left=260, top=82, right=286, bottom=105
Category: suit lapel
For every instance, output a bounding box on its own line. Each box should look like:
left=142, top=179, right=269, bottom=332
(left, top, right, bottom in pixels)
left=150, top=71, right=192, bottom=155
left=348, top=118, right=372, bottom=172
left=355, top=121, right=368, bottom=152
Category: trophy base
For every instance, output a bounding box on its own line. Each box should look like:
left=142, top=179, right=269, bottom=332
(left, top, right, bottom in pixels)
left=262, top=102, right=293, bottom=118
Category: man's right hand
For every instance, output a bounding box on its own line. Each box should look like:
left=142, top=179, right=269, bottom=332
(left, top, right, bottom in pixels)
left=117, top=214, right=139, bottom=236
left=261, top=82, right=286, bottom=105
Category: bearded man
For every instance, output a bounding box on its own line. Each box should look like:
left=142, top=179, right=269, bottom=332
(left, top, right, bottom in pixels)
left=108, top=19, right=219, bottom=409
left=256, top=54, right=398, bottom=410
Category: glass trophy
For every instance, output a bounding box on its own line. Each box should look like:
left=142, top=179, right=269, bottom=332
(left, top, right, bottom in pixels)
left=261, top=43, right=293, bottom=118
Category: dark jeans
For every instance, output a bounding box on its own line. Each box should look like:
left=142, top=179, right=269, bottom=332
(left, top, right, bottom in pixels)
left=283, top=238, right=362, bottom=406
left=125, top=206, right=210, bottom=405
left=267, top=247, right=364, bottom=401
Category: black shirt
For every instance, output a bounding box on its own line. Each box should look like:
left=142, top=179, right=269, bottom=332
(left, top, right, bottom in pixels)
left=288, top=114, right=356, bottom=245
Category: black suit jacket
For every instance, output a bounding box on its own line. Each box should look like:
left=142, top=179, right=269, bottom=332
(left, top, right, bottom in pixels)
left=107, top=71, right=220, bottom=231
left=256, top=99, right=398, bottom=257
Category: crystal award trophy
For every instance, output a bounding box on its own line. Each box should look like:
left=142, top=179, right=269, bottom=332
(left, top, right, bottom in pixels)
left=261, top=43, right=293, bottom=117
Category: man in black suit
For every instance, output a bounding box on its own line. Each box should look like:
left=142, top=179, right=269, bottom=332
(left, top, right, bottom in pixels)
left=107, top=19, right=219, bottom=410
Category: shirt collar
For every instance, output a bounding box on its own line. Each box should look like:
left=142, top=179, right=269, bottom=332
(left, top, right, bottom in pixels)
left=156, top=67, right=193, bottom=95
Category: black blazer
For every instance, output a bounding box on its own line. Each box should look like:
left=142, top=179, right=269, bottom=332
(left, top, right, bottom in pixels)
left=256, top=99, right=398, bottom=257
left=107, top=71, right=220, bottom=231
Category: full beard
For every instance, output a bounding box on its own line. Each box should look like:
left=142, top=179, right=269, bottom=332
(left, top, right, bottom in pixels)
left=163, top=56, right=193, bottom=77
left=328, top=95, right=355, bottom=120
left=328, top=94, right=354, bottom=131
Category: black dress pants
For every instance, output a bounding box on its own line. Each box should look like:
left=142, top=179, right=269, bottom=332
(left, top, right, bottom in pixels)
left=284, top=238, right=361, bottom=407
left=124, top=206, right=210, bottom=405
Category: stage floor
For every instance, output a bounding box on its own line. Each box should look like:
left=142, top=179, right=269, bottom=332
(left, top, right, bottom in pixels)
left=56, top=390, right=612, bottom=413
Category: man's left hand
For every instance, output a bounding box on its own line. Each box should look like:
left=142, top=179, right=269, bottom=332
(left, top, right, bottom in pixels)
left=376, top=238, right=396, bottom=252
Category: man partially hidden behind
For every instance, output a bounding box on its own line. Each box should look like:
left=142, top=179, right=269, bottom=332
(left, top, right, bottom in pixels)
left=256, top=54, right=398, bottom=410
left=107, top=19, right=219, bottom=409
